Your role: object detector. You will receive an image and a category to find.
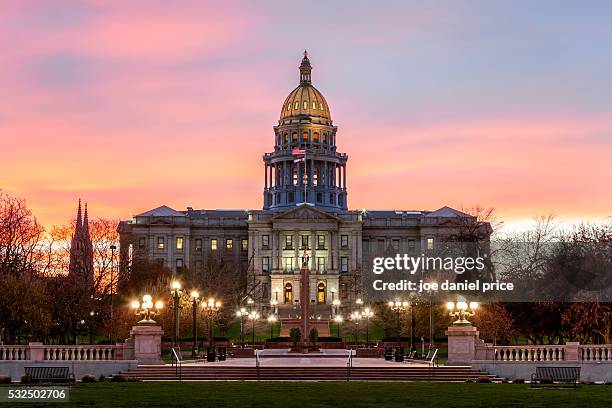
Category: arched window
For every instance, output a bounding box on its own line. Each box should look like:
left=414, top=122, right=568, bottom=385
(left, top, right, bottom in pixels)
left=302, top=131, right=308, bottom=142
left=313, top=168, right=318, bottom=186
left=294, top=101, right=299, bottom=110
left=320, top=103, right=323, bottom=110
left=303, top=101, right=308, bottom=109
left=287, top=104, right=291, bottom=111
left=284, top=282, right=293, bottom=303
left=313, top=132, right=319, bottom=143
left=292, top=132, right=298, bottom=142
left=312, top=101, right=316, bottom=109
left=322, top=133, right=327, bottom=144
left=317, top=282, right=326, bottom=303
left=284, top=133, right=289, bottom=144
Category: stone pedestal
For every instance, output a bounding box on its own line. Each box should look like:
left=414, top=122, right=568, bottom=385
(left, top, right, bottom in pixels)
left=564, top=342, right=580, bottom=361
left=129, top=324, right=163, bottom=365
left=445, top=325, right=480, bottom=365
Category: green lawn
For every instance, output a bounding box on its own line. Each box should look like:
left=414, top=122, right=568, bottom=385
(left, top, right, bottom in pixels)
left=5, top=382, right=609, bottom=407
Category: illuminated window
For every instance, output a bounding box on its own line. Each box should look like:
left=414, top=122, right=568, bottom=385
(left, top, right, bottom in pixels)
left=226, top=239, right=233, bottom=250
left=320, top=103, right=323, bottom=110
left=294, top=101, right=299, bottom=109
left=292, top=168, right=298, bottom=185
left=285, top=235, right=293, bottom=250
left=317, top=235, right=326, bottom=249
left=312, top=101, right=316, bottom=109
left=211, top=239, right=217, bottom=251
left=427, top=237, right=434, bottom=250
left=241, top=239, right=248, bottom=251
left=302, top=131, right=308, bottom=141
left=292, top=132, right=298, bottom=142
left=157, top=237, right=165, bottom=250
left=341, top=235, right=349, bottom=248
left=317, top=282, right=326, bottom=303
left=287, top=104, right=291, bottom=111
left=341, top=257, right=348, bottom=272
left=176, top=237, right=184, bottom=250
left=284, top=257, right=294, bottom=273
left=303, top=101, right=308, bottom=109
left=284, top=282, right=293, bottom=303
left=313, top=168, right=318, bottom=186
left=317, top=258, right=326, bottom=273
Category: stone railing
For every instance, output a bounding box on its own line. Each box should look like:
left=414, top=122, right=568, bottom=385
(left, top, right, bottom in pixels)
left=493, top=345, right=565, bottom=362
left=474, top=342, right=612, bottom=362
left=580, top=344, right=612, bottom=361
left=43, top=345, right=118, bottom=361
left=0, top=346, right=29, bottom=361
left=0, top=343, right=124, bottom=361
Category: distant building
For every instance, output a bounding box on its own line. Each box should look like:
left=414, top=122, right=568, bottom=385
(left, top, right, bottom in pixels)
left=118, top=53, right=490, bottom=315
left=69, top=199, right=94, bottom=279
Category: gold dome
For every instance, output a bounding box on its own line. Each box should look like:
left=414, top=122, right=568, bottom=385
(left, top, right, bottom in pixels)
left=279, top=51, right=332, bottom=124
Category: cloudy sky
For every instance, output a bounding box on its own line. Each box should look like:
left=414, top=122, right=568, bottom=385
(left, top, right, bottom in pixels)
left=1, top=1, right=610, bottom=230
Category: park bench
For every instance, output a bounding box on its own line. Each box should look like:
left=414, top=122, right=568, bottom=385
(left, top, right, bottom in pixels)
left=530, top=366, right=581, bottom=388
left=23, top=366, right=75, bottom=386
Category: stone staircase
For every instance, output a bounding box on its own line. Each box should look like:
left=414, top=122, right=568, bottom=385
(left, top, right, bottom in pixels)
left=120, top=365, right=499, bottom=381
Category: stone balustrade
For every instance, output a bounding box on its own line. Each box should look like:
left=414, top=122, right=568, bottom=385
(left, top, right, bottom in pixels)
left=493, top=345, right=565, bottom=362
left=0, top=346, right=29, bottom=360
left=44, top=345, right=118, bottom=361
left=580, top=344, right=612, bottom=361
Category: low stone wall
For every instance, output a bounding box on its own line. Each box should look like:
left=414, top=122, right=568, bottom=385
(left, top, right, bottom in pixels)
left=471, top=360, right=612, bottom=382
left=0, top=360, right=138, bottom=381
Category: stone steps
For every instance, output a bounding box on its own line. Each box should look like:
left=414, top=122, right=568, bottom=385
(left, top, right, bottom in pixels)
left=121, top=365, right=498, bottom=381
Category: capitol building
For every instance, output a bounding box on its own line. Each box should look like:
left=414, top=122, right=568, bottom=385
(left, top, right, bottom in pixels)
left=118, top=52, right=485, bottom=315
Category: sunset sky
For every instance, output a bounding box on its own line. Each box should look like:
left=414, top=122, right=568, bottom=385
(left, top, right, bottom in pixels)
left=1, top=1, right=610, bottom=232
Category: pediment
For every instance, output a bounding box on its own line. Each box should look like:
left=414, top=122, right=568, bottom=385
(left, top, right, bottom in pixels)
left=271, top=204, right=341, bottom=222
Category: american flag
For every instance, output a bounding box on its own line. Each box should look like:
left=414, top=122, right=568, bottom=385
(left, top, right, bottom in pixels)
left=293, top=157, right=305, bottom=163
left=292, top=149, right=306, bottom=156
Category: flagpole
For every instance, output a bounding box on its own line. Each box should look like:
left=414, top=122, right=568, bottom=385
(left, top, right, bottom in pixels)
left=303, top=149, right=307, bottom=204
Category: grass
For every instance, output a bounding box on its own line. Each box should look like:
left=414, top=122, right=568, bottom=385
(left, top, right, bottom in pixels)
left=3, top=382, right=609, bottom=407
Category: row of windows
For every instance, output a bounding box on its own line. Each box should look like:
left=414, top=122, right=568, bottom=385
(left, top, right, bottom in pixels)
left=260, top=234, right=350, bottom=250
left=362, top=237, right=434, bottom=251
left=279, top=131, right=334, bottom=145
left=274, top=256, right=349, bottom=273
left=286, top=101, right=325, bottom=111
left=145, top=237, right=248, bottom=252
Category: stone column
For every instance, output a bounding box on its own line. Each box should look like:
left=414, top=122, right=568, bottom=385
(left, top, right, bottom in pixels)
left=445, top=325, right=480, bottom=365
left=28, top=342, right=45, bottom=361
left=130, top=324, right=164, bottom=365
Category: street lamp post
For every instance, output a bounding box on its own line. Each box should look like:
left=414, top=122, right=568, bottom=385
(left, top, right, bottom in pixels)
left=428, top=283, right=436, bottom=349
left=236, top=308, right=247, bottom=348
left=270, top=299, right=278, bottom=315
left=333, top=315, right=343, bottom=338
left=170, top=281, right=182, bottom=348
left=190, top=291, right=200, bottom=358
left=410, top=302, right=416, bottom=352
left=350, top=311, right=361, bottom=344
left=388, top=301, right=409, bottom=346
left=267, top=314, right=277, bottom=339
left=249, top=311, right=260, bottom=346
left=109, top=244, right=116, bottom=344
left=362, top=307, right=374, bottom=348
left=202, top=298, right=222, bottom=348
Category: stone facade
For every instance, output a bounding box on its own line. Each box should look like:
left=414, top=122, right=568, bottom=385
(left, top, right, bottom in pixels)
left=117, top=53, right=489, bottom=317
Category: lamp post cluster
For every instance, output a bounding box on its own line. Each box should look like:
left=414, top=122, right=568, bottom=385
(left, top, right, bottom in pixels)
left=447, top=301, right=478, bottom=326
left=131, top=295, right=163, bottom=324
left=350, top=298, right=374, bottom=347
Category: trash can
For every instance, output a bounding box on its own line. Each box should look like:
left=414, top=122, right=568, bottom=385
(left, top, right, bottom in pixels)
left=394, top=347, right=404, bottom=362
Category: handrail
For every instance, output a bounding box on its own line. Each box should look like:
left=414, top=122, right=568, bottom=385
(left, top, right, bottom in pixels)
left=427, top=348, right=438, bottom=381
left=255, top=349, right=262, bottom=381
left=171, top=347, right=182, bottom=382
left=346, top=348, right=353, bottom=382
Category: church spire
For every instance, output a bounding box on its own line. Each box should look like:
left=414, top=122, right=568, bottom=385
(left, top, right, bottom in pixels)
left=76, top=199, right=83, bottom=232
left=299, top=49, right=312, bottom=85
left=83, top=202, right=90, bottom=238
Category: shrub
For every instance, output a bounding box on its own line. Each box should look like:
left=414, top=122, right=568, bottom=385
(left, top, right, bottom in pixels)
left=20, top=375, right=29, bottom=384
left=289, top=328, right=301, bottom=348
left=309, top=328, right=319, bottom=349
left=476, top=377, right=492, bottom=383
left=110, top=374, right=127, bottom=382
left=81, top=374, right=97, bottom=383
left=98, top=374, right=106, bottom=382
left=0, top=376, right=11, bottom=384
left=513, top=378, right=525, bottom=384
